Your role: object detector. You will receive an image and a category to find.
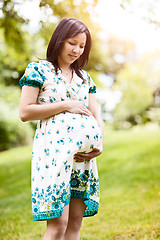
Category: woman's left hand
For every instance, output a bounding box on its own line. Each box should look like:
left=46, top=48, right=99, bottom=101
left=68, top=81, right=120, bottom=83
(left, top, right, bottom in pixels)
left=73, top=145, right=103, bottom=163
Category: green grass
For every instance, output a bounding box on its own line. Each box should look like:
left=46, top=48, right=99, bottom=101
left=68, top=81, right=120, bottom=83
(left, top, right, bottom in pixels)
left=1, top=125, right=160, bottom=239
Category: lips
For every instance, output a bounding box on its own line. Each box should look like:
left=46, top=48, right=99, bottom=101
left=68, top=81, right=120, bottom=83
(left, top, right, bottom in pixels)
left=68, top=54, right=78, bottom=59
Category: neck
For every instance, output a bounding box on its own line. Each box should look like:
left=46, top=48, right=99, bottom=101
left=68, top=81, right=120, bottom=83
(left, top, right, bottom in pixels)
left=58, top=57, right=71, bottom=71
left=61, top=66, right=71, bottom=72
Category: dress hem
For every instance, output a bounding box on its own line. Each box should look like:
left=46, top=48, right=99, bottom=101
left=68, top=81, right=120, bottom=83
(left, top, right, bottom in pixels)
left=32, top=190, right=99, bottom=221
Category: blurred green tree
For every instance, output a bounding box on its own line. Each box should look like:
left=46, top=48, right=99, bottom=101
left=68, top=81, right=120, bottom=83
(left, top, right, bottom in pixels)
left=0, top=0, right=41, bottom=85
left=0, top=0, right=28, bottom=52
left=102, top=35, right=135, bottom=75
left=113, top=51, right=160, bottom=127
left=114, top=63, right=153, bottom=123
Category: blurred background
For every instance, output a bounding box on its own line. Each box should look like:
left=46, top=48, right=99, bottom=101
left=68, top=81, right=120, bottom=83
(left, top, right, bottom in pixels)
left=1, top=0, right=160, bottom=239
left=0, top=0, right=160, bottom=151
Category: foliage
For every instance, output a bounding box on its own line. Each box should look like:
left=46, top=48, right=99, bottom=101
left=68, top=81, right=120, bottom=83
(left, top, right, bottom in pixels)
left=0, top=85, right=34, bottom=151
left=0, top=27, right=46, bottom=86
left=1, top=126, right=160, bottom=239
left=147, top=107, right=160, bottom=124
left=0, top=103, right=34, bottom=151
left=114, top=63, right=153, bottom=121
left=103, top=35, right=135, bottom=75
left=112, top=50, right=160, bottom=127
left=0, top=0, right=28, bottom=52
left=39, top=0, right=98, bottom=22
left=0, top=84, right=21, bottom=107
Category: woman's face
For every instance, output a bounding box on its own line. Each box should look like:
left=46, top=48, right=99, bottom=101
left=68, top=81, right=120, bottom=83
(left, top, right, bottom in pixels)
left=58, top=32, right=87, bottom=67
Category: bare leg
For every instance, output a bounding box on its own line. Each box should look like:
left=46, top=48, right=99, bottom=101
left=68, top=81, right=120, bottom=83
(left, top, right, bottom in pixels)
left=63, top=198, right=87, bottom=240
left=43, top=204, right=69, bottom=240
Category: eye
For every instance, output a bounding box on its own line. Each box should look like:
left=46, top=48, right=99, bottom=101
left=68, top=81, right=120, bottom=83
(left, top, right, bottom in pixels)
left=80, top=45, right=85, bottom=49
left=68, top=41, right=75, bottom=45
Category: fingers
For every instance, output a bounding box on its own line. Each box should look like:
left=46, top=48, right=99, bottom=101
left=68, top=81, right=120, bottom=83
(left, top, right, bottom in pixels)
left=75, top=148, right=100, bottom=156
left=80, top=108, right=92, bottom=116
left=75, top=159, right=85, bottom=162
left=74, top=148, right=102, bottom=162
left=74, top=153, right=86, bottom=162
left=79, top=103, right=92, bottom=116
left=92, top=147, right=100, bottom=152
left=68, top=100, right=92, bottom=116
left=74, top=148, right=101, bottom=161
left=74, top=154, right=84, bottom=160
left=74, top=152, right=90, bottom=162
left=74, top=158, right=84, bottom=162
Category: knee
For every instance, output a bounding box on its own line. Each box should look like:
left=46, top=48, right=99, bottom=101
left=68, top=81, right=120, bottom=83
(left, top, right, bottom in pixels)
left=51, top=225, right=66, bottom=239
left=56, top=221, right=68, bottom=238
left=46, top=218, right=68, bottom=239
left=68, top=215, right=83, bottom=231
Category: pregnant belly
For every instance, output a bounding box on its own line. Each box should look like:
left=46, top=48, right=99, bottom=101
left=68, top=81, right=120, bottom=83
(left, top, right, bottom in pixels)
left=37, top=112, right=102, bottom=154
left=55, top=112, right=102, bottom=153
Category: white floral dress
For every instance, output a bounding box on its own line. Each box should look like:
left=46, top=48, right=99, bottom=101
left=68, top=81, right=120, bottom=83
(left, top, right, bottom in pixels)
left=19, top=60, right=102, bottom=221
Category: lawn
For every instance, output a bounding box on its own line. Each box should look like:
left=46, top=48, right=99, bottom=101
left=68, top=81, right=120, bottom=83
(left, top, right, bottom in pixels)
left=0, top=125, right=160, bottom=239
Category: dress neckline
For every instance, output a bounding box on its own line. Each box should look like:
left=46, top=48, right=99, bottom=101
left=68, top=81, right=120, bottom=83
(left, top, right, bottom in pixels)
left=39, top=60, right=83, bottom=86
left=60, top=69, right=75, bottom=85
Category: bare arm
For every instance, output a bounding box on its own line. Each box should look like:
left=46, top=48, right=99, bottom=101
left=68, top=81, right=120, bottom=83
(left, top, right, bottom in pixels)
left=19, top=85, right=92, bottom=122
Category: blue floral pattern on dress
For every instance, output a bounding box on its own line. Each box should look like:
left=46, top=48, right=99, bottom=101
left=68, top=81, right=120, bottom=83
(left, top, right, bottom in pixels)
left=19, top=60, right=102, bottom=221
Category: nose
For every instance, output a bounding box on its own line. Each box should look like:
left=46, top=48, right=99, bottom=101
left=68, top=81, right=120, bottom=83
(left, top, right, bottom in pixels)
left=72, top=45, right=79, bottom=54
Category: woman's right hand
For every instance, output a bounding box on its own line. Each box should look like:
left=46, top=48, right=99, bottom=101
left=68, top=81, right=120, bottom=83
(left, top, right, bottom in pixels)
left=65, top=100, right=92, bottom=117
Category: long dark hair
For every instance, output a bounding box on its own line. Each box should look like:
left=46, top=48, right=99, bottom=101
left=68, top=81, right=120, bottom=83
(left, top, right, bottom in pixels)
left=46, top=18, right=92, bottom=81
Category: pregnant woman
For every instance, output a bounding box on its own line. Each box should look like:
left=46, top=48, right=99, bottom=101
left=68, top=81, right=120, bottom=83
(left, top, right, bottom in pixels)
left=19, top=18, right=104, bottom=240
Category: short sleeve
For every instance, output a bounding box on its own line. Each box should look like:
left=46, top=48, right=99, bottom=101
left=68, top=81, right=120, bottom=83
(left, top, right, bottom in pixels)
left=19, top=62, right=45, bottom=89
left=86, top=72, right=97, bottom=93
